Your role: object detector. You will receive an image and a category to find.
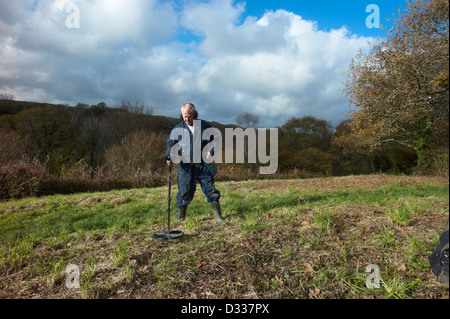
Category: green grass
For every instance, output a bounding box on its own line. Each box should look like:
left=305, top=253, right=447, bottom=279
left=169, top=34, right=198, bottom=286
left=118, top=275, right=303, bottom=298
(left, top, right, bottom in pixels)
left=0, top=190, right=163, bottom=244
left=0, top=174, right=448, bottom=299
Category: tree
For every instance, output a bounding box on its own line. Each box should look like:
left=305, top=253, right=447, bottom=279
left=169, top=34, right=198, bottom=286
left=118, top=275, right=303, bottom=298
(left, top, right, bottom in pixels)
left=104, top=131, right=166, bottom=177
left=12, top=107, right=85, bottom=173
left=119, top=99, right=154, bottom=115
left=297, top=148, right=333, bottom=174
left=0, top=129, right=37, bottom=164
left=344, top=0, right=449, bottom=167
left=281, top=116, right=333, bottom=152
left=331, top=119, right=417, bottom=174
left=0, top=93, right=15, bottom=101
left=236, top=112, right=259, bottom=128
left=80, top=114, right=103, bottom=168
left=277, top=116, right=333, bottom=174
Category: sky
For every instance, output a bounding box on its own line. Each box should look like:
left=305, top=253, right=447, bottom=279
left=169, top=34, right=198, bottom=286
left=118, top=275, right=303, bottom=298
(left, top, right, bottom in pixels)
left=0, top=0, right=408, bottom=128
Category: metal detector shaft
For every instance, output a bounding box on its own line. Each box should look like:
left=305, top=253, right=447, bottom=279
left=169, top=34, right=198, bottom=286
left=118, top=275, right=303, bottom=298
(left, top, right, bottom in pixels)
left=167, top=162, right=172, bottom=233
left=153, top=160, right=183, bottom=241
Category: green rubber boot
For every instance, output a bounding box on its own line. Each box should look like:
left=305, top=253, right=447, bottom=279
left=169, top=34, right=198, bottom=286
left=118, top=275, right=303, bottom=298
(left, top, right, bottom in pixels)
left=210, top=201, right=225, bottom=225
left=178, top=205, right=187, bottom=222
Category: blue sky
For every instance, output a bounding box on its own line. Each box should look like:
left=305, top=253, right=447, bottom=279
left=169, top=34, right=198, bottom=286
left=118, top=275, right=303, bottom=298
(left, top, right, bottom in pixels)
left=244, top=0, right=406, bottom=36
left=0, top=0, right=409, bottom=128
left=176, top=1, right=407, bottom=49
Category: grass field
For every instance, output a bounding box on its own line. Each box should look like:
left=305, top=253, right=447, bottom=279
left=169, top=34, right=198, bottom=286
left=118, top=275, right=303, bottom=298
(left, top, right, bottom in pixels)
left=0, top=174, right=448, bottom=299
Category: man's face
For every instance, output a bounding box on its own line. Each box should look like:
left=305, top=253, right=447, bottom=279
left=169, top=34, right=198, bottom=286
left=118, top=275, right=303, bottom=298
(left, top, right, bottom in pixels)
left=182, top=109, right=194, bottom=126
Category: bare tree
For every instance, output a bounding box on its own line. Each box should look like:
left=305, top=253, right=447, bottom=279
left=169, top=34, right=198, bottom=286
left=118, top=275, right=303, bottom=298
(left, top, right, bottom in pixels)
left=0, top=93, right=15, bottom=101
left=80, top=115, right=103, bottom=168
left=236, top=112, right=259, bottom=128
left=119, top=99, right=154, bottom=115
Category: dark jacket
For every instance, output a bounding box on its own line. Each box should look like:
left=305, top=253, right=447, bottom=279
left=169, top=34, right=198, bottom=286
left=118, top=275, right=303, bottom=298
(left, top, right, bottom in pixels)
left=165, top=119, right=216, bottom=164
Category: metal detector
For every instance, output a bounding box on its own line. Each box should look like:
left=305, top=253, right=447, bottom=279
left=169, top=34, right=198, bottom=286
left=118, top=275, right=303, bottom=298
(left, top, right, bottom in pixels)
left=153, top=161, right=184, bottom=241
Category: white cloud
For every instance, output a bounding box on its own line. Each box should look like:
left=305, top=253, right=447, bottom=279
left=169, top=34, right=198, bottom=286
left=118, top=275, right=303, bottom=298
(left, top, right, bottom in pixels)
left=6, top=0, right=178, bottom=56
left=0, top=0, right=375, bottom=128
left=175, top=5, right=374, bottom=126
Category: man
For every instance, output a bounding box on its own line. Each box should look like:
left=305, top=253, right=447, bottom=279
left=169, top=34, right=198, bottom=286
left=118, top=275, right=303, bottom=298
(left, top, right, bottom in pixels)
left=165, top=103, right=225, bottom=225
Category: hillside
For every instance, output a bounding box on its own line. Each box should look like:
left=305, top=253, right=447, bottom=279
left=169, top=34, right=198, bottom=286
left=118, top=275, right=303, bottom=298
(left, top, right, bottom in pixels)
left=0, top=99, right=246, bottom=200
left=1, top=99, right=448, bottom=200
left=0, top=174, right=448, bottom=300
left=0, top=99, right=238, bottom=132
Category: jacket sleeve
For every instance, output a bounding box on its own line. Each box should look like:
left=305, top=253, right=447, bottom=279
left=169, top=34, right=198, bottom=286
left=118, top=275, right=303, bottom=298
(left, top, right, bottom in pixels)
left=166, top=135, right=176, bottom=159
left=166, top=123, right=181, bottom=159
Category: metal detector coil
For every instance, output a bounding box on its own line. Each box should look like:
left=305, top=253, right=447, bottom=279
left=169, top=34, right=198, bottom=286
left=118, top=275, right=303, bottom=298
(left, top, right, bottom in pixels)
left=153, top=161, right=184, bottom=241
left=153, top=230, right=184, bottom=241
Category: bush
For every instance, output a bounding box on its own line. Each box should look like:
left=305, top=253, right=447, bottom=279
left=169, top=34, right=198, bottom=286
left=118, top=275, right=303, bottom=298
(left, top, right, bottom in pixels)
left=0, top=159, right=48, bottom=199
left=414, top=147, right=449, bottom=177
left=296, top=148, right=333, bottom=175
left=104, top=131, right=166, bottom=178
left=0, top=129, right=37, bottom=164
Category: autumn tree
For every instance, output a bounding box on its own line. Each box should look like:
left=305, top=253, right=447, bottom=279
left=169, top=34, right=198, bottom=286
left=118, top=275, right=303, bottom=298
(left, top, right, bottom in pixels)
left=343, top=0, right=449, bottom=169
left=331, top=119, right=417, bottom=174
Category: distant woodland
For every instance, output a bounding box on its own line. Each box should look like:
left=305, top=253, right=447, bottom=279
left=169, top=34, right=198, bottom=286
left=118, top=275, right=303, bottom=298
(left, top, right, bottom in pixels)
left=0, top=96, right=447, bottom=200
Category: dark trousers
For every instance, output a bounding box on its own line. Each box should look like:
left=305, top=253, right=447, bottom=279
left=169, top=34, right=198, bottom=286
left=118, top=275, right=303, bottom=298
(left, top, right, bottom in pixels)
left=176, top=163, right=220, bottom=207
